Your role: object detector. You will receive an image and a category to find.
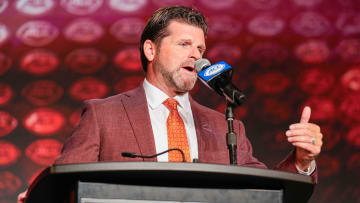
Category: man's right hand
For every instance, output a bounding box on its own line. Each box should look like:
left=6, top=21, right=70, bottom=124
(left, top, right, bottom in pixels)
left=17, top=190, right=27, bottom=203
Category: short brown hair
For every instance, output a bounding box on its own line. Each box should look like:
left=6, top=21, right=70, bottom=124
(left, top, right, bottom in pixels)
left=140, top=6, right=207, bottom=72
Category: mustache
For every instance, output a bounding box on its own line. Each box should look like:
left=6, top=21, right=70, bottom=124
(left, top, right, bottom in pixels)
left=179, top=60, right=195, bottom=68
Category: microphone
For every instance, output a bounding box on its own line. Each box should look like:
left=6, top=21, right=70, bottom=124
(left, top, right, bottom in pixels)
left=122, top=148, right=187, bottom=162
left=195, top=58, right=245, bottom=107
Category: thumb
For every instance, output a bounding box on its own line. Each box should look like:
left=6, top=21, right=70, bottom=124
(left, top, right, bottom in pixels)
left=300, top=106, right=311, bottom=123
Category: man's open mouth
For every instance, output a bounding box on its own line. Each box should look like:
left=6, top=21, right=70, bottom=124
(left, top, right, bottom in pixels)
left=182, top=66, right=195, bottom=72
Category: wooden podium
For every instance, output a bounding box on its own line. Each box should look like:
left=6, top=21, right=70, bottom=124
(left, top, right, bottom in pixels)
left=26, top=162, right=314, bottom=203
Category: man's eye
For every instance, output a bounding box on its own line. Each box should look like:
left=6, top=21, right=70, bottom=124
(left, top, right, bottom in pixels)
left=180, top=42, right=187, bottom=47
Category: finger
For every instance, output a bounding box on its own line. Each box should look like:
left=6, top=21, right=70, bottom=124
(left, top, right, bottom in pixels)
left=287, top=135, right=314, bottom=144
left=289, top=123, right=320, bottom=132
left=17, top=191, right=27, bottom=202
left=300, top=106, right=311, bottom=123
left=286, top=129, right=313, bottom=137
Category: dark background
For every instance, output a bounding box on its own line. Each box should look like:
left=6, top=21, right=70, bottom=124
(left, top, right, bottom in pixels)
left=0, top=0, right=360, bottom=202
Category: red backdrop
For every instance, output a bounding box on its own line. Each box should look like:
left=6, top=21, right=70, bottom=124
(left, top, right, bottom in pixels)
left=1, top=0, right=360, bottom=202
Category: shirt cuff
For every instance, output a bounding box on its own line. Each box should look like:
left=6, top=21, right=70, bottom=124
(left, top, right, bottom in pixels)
left=295, top=160, right=316, bottom=175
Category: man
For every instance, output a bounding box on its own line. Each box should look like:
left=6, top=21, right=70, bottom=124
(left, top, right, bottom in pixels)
left=18, top=5, right=323, bottom=202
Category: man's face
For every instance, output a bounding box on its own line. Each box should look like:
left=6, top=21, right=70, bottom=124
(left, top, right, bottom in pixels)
left=151, top=21, right=206, bottom=95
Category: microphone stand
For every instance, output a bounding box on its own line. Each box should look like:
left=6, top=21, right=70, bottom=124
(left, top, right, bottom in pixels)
left=226, top=101, right=237, bottom=165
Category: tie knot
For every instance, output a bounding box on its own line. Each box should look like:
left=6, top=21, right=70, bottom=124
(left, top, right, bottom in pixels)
left=163, top=98, right=178, bottom=111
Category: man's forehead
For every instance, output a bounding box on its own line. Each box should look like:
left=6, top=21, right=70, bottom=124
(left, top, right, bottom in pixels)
left=166, top=20, right=205, bottom=36
left=165, top=21, right=206, bottom=44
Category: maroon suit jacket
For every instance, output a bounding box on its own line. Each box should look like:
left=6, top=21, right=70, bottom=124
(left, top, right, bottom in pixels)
left=55, top=85, right=317, bottom=182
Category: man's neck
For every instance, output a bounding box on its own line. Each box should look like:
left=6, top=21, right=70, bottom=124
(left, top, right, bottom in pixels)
left=145, top=75, right=186, bottom=98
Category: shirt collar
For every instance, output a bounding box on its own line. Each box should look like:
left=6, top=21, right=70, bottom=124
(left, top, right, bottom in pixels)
left=143, top=78, right=190, bottom=111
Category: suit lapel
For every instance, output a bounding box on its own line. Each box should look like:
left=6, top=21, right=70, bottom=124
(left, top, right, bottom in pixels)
left=121, top=85, right=157, bottom=161
left=190, top=98, right=215, bottom=163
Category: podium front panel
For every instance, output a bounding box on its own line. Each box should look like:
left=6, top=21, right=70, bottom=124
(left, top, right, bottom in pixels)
left=77, top=181, right=283, bottom=203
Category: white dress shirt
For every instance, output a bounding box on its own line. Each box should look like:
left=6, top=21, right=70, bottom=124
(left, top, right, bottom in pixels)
left=143, top=79, right=198, bottom=162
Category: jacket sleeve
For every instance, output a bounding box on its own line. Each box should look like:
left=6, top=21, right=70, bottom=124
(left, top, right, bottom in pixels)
left=54, top=100, right=100, bottom=164
left=236, top=120, right=267, bottom=168
left=275, top=149, right=318, bottom=184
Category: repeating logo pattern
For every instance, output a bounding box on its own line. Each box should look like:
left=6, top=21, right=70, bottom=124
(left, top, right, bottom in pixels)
left=61, top=0, right=103, bottom=15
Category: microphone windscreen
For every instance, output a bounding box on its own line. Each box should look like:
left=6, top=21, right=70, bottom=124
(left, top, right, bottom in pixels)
left=195, top=58, right=211, bottom=73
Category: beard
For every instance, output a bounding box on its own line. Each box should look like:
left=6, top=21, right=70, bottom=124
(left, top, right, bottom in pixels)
left=153, top=56, right=197, bottom=93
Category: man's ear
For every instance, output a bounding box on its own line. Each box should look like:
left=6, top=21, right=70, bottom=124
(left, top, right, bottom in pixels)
left=143, top=40, right=156, bottom=62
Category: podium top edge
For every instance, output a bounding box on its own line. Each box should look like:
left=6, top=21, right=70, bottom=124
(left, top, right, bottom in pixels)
left=50, top=162, right=313, bottom=184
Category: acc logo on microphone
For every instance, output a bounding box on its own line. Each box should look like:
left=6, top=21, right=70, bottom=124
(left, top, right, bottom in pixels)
left=204, top=63, right=225, bottom=77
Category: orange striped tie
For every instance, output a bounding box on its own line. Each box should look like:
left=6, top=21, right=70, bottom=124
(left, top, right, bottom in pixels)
left=163, top=98, right=190, bottom=162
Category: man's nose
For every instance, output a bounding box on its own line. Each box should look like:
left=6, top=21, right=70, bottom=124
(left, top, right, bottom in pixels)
left=189, top=47, right=202, bottom=60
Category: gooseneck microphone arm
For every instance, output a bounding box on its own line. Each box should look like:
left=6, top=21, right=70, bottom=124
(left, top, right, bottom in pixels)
left=122, top=148, right=187, bottom=162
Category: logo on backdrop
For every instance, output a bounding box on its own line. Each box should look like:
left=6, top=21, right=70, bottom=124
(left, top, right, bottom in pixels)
left=0, top=0, right=8, bottom=13
left=254, top=72, right=290, bottom=94
left=291, top=11, right=331, bottom=37
left=23, top=108, right=65, bottom=135
left=340, top=94, right=360, bottom=124
left=65, top=48, right=107, bottom=74
left=304, top=97, right=335, bottom=122
left=25, top=139, right=63, bottom=165
left=292, top=0, right=322, bottom=7
left=199, top=0, right=236, bottom=9
left=16, top=0, right=55, bottom=16
left=248, top=14, right=285, bottom=36
left=206, top=43, right=242, bottom=64
left=17, top=21, right=59, bottom=46
left=0, top=53, right=12, bottom=75
left=64, top=18, right=104, bottom=43
left=114, top=76, right=145, bottom=94
left=299, top=68, right=335, bottom=95
left=69, top=77, right=108, bottom=101
left=0, top=83, right=13, bottom=106
left=20, top=49, right=59, bottom=75
left=153, top=0, right=193, bottom=7
left=336, top=39, right=360, bottom=63
left=295, top=40, right=330, bottom=63
left=0, top=111, right=17, bottom=137
left=0, top=171, right=22, bottom=196
left=246, top=0, right=280, bottom=10
left=109, top=0, right=147, bottom=12
left=341, top=67, right=360, bottom=91
left=336, top=13, right=360, bottom=36
left=0, top=24, right=9, bottom=46
left=0, top=141, right=20, bottom=166
left=61, top=0, right=103, bottom=15
left=114, top=47, right=142, bottom=71
left=110, top=17, right=145, bottom=43
left=247, top=42, right=288, bottom=66
left=207, top=15, right=242, bottom=40
left=22, top=80, right=64, bottom=106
